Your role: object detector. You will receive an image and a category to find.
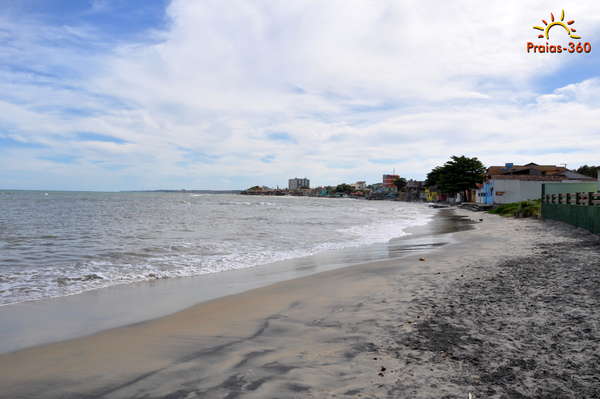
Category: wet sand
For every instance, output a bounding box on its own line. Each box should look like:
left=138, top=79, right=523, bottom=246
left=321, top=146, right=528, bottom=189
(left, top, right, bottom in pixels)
left=1, top=209, right=599, bottom=398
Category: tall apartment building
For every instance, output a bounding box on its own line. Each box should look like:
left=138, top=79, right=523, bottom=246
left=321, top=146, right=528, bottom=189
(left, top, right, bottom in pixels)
left=288, top=177, right=310, bottom=190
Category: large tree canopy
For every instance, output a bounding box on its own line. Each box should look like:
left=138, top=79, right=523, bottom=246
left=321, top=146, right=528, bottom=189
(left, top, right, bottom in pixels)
left=425, top=156, right=486, bottom=194
left=576, top=165, right=600, bottom=178
left=393, top=177, right=407, bottom=191
left=335, top=183, right=354, bottom=194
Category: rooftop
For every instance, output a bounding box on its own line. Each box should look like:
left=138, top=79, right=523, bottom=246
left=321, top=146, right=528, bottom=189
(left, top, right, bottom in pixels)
left=487, top=163, right=594, bottom=181
left=487, top=162, right=568, bottom=177
left=490, top=174, right=594, bottom=181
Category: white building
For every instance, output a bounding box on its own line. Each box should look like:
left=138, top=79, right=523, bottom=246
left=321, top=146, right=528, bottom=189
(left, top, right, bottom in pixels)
left=479, top=163, right=595, bottom=204
left=352, top=181, right=366, bottom=190
left=288, top=177, right=310, bottom=190
left=490, top=175, right=594, bottom=204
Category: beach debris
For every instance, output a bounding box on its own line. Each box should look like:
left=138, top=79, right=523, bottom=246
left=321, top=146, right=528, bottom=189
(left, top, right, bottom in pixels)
left=419, top=257, right=426, bottom=261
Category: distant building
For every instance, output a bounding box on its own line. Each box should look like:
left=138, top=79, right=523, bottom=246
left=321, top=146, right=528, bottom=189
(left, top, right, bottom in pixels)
left=370, top=183, right=384, bottom=192
left=352, top=181, right=366, bottom=190
left=425, top=186, right=448, bottom=203
left=405, top=179, right=425, bottom=201
left=382, top=174, right=400, bottom=188
left=288, top=177, right=310, bottom=190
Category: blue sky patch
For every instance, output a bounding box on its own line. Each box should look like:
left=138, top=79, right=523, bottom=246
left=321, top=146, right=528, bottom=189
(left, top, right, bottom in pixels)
left=0, top=135, right=46, bottom=149
left=4, top=0, right=170, bottom=41
left=76, top=132, right=128, bottom=144
left=535, top=55, right=600, bottom=94
left=266, top=132, right=296, bottom=143
left=39, top=154, right=78, bottom=164
left=260, top=154, right=276, bottom=163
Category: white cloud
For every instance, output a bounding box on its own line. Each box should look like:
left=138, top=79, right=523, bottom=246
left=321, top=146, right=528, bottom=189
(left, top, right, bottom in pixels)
left=538, top=78, right=600, bottom=105
left=2, top=0, right=600, bottom=190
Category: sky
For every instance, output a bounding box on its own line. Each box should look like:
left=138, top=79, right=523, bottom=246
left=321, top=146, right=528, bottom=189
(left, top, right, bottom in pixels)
left=1, top=0, right=600, bottom=191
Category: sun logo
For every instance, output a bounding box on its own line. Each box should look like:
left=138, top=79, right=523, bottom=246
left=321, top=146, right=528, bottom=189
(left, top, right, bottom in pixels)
left=533, top=10, right=580, bottom=39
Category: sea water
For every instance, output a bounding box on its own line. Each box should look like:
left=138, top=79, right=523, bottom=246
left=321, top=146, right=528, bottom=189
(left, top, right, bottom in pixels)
left=0, top=191, right=435, bottom=306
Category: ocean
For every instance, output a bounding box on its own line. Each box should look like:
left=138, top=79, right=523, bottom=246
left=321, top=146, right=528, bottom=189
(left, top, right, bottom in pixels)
left=0, top=191, right=435, bottom=306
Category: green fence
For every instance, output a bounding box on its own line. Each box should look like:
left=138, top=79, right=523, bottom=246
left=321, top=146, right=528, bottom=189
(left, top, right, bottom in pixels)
left=541, top=191, right=600, bottom=234
left=542, top=203, right=600, bottom=234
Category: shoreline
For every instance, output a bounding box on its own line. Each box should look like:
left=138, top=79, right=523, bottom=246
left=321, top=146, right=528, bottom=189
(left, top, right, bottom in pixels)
left=0, top=206, right=464, bottom=354
left=1, top=209, right=598, bottom=397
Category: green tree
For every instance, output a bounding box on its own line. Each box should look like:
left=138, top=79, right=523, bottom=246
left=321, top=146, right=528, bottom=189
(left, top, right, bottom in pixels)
left=393, top=177, right=407, bottom=191
left=576, top=165, right=599, bottom=178
left=335, top=183, right=354, bottom=194
left=425, top=156, right=486, bottom=195
left=425, top=166, right=443, bottom=187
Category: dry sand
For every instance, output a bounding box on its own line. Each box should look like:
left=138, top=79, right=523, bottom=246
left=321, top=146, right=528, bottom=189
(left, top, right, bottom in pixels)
left=0, top=209, right=599, bottom=398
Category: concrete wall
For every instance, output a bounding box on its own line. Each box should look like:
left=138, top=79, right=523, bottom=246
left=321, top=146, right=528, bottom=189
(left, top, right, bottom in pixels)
left=492, top=180, right=544, bottom=204
left=491, top=180, right=587, bottom=204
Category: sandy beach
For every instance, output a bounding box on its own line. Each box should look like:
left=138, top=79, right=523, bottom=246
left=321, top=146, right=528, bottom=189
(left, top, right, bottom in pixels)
left=1, top=209, right=599, bottom=398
